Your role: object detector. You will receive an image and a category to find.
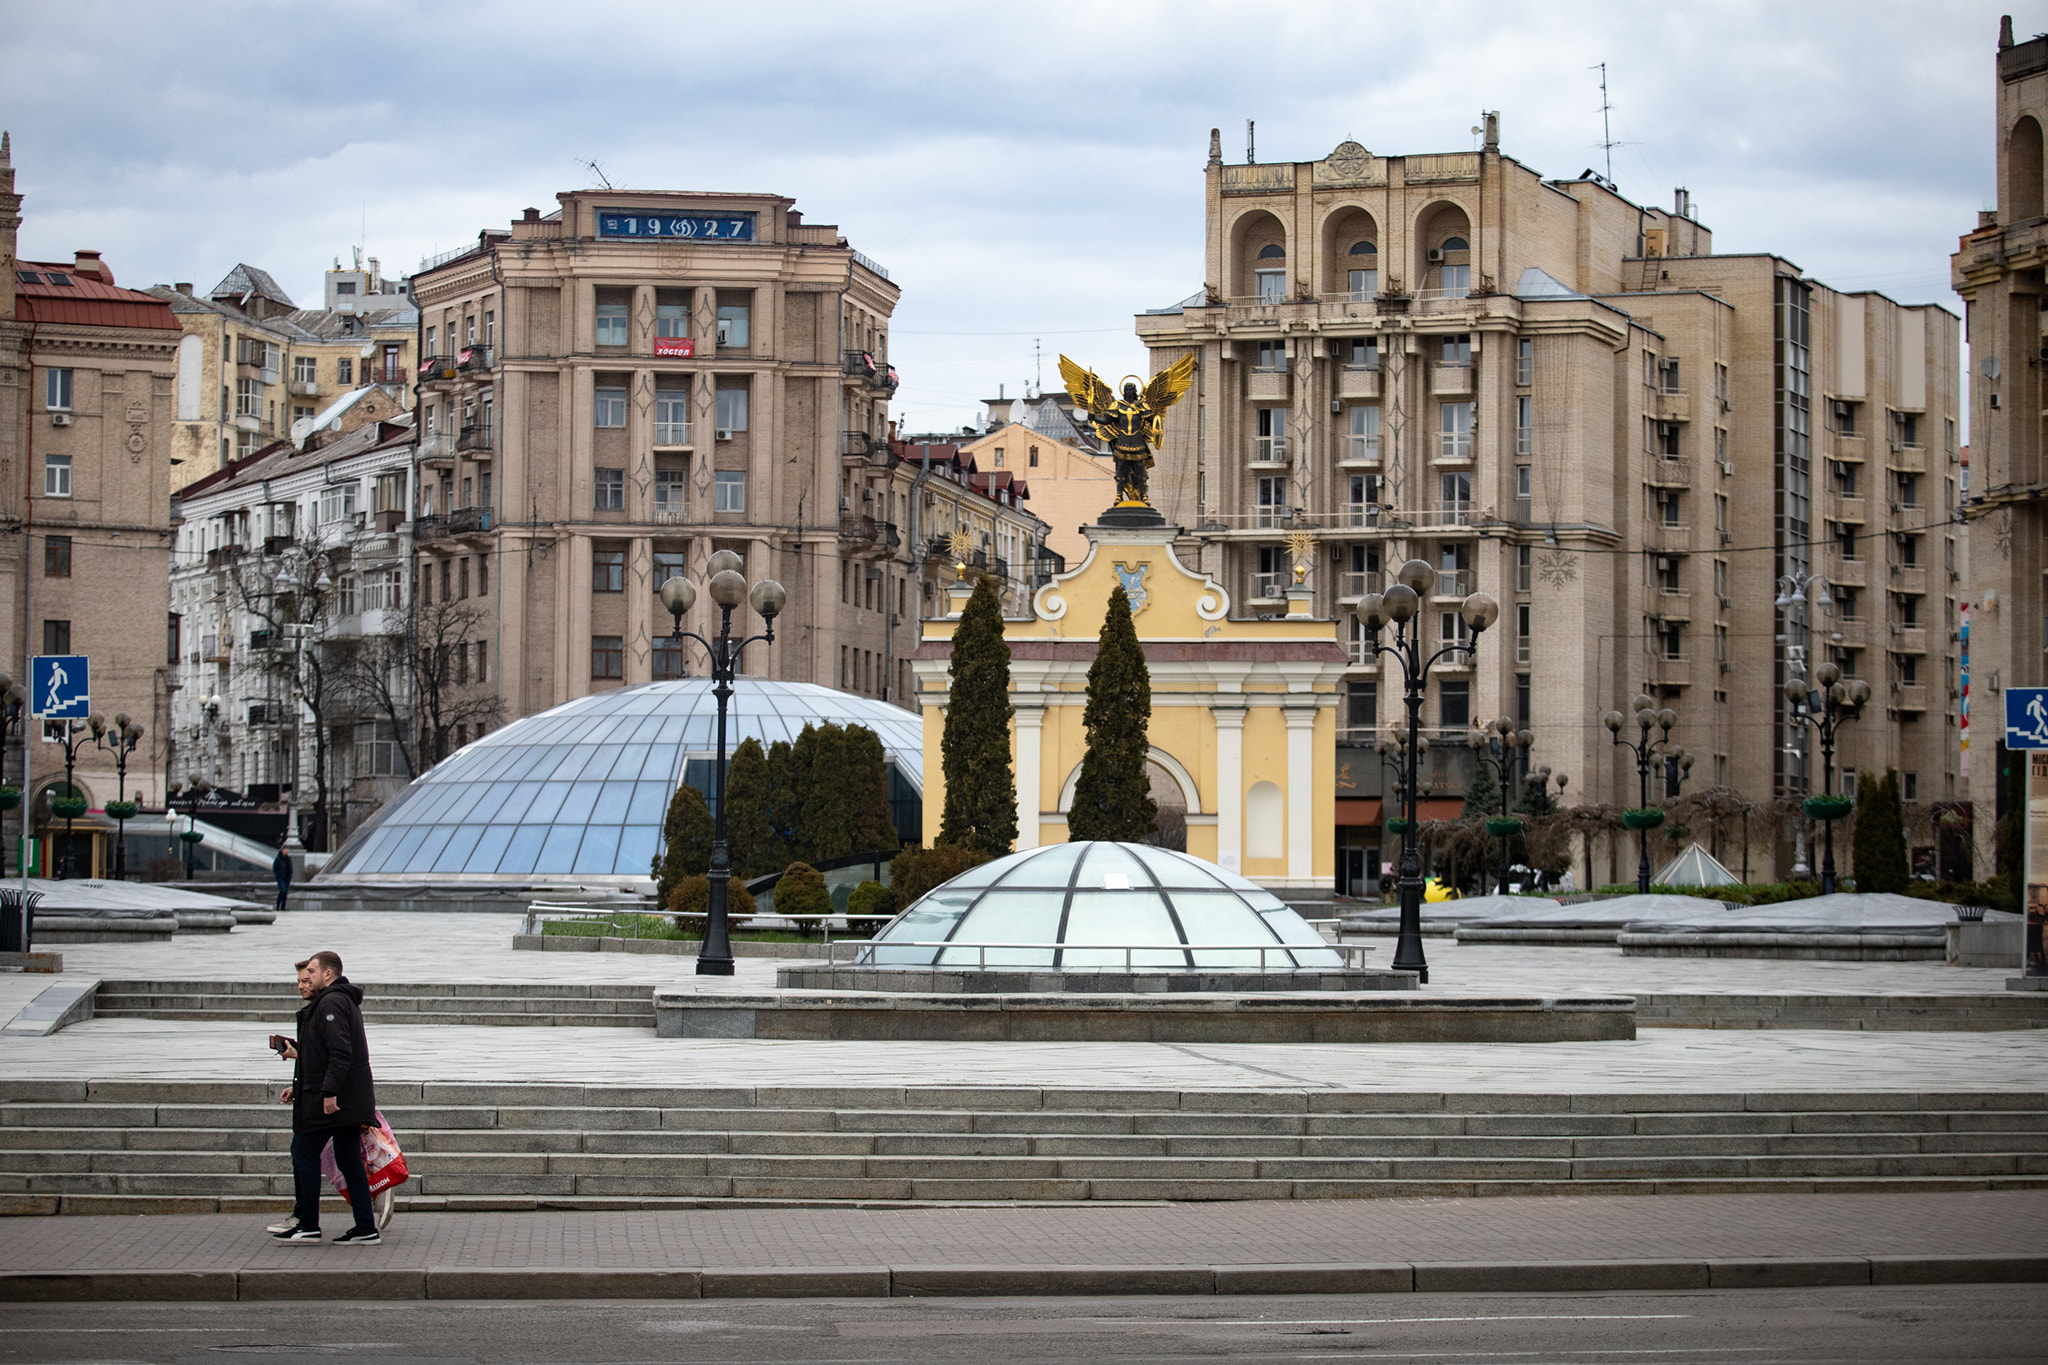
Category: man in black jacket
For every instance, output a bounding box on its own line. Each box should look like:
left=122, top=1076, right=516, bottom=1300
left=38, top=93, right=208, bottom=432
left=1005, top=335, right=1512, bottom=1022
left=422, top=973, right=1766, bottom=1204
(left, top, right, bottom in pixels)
left=274, top=949, right=379, bottom=1243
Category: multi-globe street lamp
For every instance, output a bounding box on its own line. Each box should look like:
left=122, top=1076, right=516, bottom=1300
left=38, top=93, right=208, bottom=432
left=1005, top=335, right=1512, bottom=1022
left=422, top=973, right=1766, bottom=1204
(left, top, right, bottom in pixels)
left=658, top=550, right=787, bottom=977
left=1604, top=695, right=1690, bottom=894
left=1372, top=730, right=1424, bottom=899
left=1358, top=558, right=1499, bottom=983
left=1783, top=660, right=1871, bottom=894
left=1467, top=717, right=1532, bottom=894
left=177, top=777, right=212, bottom=880
left=47, top=713, right=110, bottom=880
left=94, top=713, right=145, bottom=881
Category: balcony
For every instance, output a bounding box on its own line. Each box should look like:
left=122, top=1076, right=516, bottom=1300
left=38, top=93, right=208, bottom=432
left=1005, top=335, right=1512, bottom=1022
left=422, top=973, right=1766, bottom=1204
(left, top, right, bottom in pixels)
left=418, top=432, right=455, bottom=465
left=1411, top=288, right=1477, bottom=318
left=418, top=355, right=459, bottom=383
left=1432, top=502, right=1475, bottom=528
left=1336, top=367, right=1381, bottom=400
left=457, top=345, right=493, bottom=373
left=1435, top=433, right=1473, bottom=463
left=843, top=350, right=879, bottom=379
left=1654, top=589, right=1693, bottom=621
left=1340, top=501, right=1381, bottom=529
left=1833, top=433, right=1867, bottom=463
left=1835, top=494, right=1866, bottom=523
left=1827, top=554, right=1868, bottom=588
left=1646, top=457, right=1693, bottom=488
left=838, top=514, right=899, bottom=557
left=1433, top=569, right=1474, bottom=597
left=234, top=413, right=262, bottom=433
left=1889, top=564, right=1929, bottom=595
left=1828, top=618, right=1867, bottom=648
left=1891, top=623, right=1930, bottom=655
left=870, top=365, right=900, bottom=394
left=1890, top=682, right=1931, bottom=712
left=1654, top=389, right=1692, bottom=422
left=415, top=507, right=492, bottom=542
left=289, top=380, right=319, bottom=398
left=205, top=545, right=243, bottom=569
left=1645, top=521, right=1691, bottom=551
left=372, top=365, right=406, bottom=385
left=1252, top=505, right=1291, bottom=529
left=1339, top=570, right=1383, bottom=600
left=1248, top=436, right=1288, bottom=467
left=1886, top=442, right=1928, bottom=473
left=1250, top=572, right=1286, bottom=601
left=456, top=425, right=494, bottom=455
left=1430, top=363, right=1474, bottom=396
left=374, top=508, right=405, bottom=534
left=1339, top=436, right=1380, bottom=468
left=1246, top=369, right=1290, bottom=401
left=1651, top=655, right=1694, bottom=687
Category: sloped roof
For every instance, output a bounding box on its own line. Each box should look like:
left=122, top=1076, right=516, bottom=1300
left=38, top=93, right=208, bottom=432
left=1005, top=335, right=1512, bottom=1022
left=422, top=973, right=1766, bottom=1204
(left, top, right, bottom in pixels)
left=210, top=263, right=295, bottom=308
left=286, top=305, right=417, bottom=335
left=14, top=261, right=179, bottom=330
left=1650, top=841, right=1741, bottom=888
left=179, top=411, right=414, bottom=502
left=1515, top=267, right=1587, bottom=300
left=1020, top=396, right=1098, bottom=451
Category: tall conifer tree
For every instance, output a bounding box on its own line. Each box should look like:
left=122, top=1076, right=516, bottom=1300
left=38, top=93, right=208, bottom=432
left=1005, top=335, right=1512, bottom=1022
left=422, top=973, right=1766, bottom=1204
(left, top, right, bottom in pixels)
left=723, top=737, right=777, bottom=879
left=846, top=724, right=902, bottom=855
left=1067, top=585, right=1157, bottom=842
left=937, top=576, right=1017, bottom=855
left=1851, top=767, right=1909, bottom=893
left=797, top=722, right=855, bottom=864
left=652, top=783, right=713, bottom=905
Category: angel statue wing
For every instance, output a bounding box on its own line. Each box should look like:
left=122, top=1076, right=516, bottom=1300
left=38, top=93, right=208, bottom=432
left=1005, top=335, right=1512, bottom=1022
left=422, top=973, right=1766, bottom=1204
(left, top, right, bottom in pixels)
left=1057, top=355, right=1118, bottom=417
left=1139, top=352, right=1198, bottom=415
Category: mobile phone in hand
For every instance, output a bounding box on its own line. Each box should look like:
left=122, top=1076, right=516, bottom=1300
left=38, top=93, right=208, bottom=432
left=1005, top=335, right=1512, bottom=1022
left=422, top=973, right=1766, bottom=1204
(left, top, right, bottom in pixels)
left=268, top=1034, right=290, bottom=1057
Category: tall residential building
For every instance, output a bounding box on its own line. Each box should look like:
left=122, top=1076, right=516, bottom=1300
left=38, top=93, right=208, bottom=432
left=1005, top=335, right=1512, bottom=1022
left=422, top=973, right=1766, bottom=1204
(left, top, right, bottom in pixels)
left=409, top=190, right=1048, bottom=720
left=149, top=264, right=414, bottom=489
left=1137, top=123, right=1960, bottom=888
left=0, top=133, right=182, bottom=872
left=961, top=391, right=1112, bottom=569
left=1955, top=15, right=2048, bottom=883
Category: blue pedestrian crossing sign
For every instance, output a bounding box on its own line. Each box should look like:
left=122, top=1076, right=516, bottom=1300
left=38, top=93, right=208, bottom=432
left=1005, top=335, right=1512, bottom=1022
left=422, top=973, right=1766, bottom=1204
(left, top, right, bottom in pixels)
left=2007, top=688, right=2048, bottom=750
left=29, top=655, right=88, bottom=720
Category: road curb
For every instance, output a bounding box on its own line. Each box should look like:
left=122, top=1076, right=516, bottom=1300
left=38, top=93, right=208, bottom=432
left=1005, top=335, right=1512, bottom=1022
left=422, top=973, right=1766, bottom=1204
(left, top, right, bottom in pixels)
left=1, top=1254, right=2044, bottom=1302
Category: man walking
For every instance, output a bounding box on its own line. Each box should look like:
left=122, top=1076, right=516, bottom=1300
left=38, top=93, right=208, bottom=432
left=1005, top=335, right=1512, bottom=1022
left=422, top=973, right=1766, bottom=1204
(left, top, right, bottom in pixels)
left=272, top=841, right=293, bottom=914
left=273, top=949, right=380, bottom=1243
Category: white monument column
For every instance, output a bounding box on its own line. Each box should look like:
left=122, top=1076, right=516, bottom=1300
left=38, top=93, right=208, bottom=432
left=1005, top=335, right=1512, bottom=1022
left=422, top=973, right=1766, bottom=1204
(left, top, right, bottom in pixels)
left=1213, top=701, right=1245, bottom=875
left=1012, top=701, right=1043, bottom=850
left=1284, top=701, right=1317, bottom=884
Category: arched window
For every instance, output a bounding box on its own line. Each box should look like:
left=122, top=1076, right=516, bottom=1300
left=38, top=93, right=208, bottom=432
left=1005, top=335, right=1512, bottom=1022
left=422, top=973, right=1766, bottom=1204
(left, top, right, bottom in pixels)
left=2010, top=116, right=2045, bottom=222
left=1257, top=244, right=1286, bottom=259
left=1347, top=242, right=1379, bottom=300
left=1441, top=236, right=1470, bottom=252
left=1349, top=240, right=1377, bottom=256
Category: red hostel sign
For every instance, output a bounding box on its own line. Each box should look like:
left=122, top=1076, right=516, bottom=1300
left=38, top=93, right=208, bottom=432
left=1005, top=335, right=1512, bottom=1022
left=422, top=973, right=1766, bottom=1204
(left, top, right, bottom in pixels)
left=655, top=337, right=694, bottom=357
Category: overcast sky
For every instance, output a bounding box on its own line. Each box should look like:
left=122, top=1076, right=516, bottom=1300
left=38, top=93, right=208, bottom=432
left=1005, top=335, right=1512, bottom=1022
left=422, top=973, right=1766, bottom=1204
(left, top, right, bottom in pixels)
left=0, top=0, right=2014, bottom=433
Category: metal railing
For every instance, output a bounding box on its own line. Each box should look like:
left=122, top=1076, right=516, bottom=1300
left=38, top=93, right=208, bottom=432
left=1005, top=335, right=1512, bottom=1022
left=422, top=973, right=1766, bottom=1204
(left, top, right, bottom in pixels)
left=1250, top=436, right=1287, bottom=464
left=1343, top=436, right=1380, bottom=464
left=1340, top=570, right=1383, bottom=599
left=1252, top=572, right=1285, bottom=599
left=654, top=420, right=691, bottom=446
left=1435, top=569, right=1474, bottom=596
left=829, top=940, right=1367, bottom=970
left=456, top=425, right=494, bottom=453
left=1340, top=502, right=1380, bottom=528
left=1253, top=504, right=1289, bottom=529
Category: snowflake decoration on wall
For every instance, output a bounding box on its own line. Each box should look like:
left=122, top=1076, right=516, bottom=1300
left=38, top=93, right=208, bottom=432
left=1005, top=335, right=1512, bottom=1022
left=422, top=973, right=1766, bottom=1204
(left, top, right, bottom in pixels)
left=1536, top=547, right=1579, bottom=588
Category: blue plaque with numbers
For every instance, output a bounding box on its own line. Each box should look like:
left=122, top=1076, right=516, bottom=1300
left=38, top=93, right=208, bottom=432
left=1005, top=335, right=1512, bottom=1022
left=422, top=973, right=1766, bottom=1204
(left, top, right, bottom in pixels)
left=597, top=211, right=755, bottom=242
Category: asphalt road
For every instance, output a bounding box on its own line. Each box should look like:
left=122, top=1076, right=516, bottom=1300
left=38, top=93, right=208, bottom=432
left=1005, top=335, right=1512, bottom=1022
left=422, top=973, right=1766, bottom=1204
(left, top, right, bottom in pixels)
left=1, top=1286, right=2043, bottom=1364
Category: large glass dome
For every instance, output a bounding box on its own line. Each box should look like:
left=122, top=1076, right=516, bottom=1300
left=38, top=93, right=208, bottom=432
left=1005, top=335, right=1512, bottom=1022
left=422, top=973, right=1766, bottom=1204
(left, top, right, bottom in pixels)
left=325, top=679, right=921, bottom=882
left=860, top=842, right=1343, bottom=970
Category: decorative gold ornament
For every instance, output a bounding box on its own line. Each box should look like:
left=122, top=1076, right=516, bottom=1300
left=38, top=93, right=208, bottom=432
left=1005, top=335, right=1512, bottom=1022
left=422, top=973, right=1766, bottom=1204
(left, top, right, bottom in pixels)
left=1287, top=528, right=1316, bottom=586
left=948, top=529, right=975, bottom=581
left=1058, top=352, right=1196, bottom=510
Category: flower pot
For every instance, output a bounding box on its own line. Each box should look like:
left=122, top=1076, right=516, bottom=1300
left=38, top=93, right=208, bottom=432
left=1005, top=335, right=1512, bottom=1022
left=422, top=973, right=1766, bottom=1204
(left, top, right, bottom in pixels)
left=1383, top=818, right=1411, bottom=836
left=104, top=800, right=139, bottom=821
left=1954, top=904, right=1987, bottom=922
left=0, top=788, right=20, bottom=812
left=1803, top=794, right=1853, bottom=822
left=49, top=797, right=88, bottom=820
left=1621, top=807, right=1665, bottom=832
left=1485, top=817, right=1524, bottom=838
left=178, top=829, right=205, bottom=845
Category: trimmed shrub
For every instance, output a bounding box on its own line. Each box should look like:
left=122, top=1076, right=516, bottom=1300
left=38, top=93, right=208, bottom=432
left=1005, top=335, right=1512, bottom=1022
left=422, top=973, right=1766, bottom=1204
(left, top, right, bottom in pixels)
left=774, top=861, right=833, bottom=921
left=890, top=844, right=992, bottom=905
left=665, top=875, right=757, bottom=930
left=651, top=783, right=713, bottom=908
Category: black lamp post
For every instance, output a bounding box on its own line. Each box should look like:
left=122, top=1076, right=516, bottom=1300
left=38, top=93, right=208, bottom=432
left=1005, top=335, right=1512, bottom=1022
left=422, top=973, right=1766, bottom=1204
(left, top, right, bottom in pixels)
left=1604, top=695, right=1684, bottom=894
left=178, top=777, right=211, bottom=880
left=49, top=712, right=107, bottom=880
left=1357, top=558, right=1499, bottom=984
left=95, top=713, right=144, bottom=882
left=1467, top=716, right=1532, bottom=894
left=1372, top=730, right=1424, bottom=899
left=658, top=550, right=787, bottom=977
left=1784, top=660, right=1871, bottom=894
left=0, top=675, right=26, bottom=876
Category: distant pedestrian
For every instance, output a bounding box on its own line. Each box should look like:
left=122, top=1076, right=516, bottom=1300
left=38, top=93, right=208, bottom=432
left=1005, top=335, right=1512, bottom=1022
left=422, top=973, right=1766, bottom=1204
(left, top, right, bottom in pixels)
left=272, top=842, right=293, bottom=914
left=272, top=949, right=380, bottom=1243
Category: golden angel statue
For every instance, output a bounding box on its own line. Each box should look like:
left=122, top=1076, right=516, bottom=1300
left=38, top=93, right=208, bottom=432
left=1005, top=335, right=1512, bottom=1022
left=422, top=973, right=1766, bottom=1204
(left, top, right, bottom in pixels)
left=1058, top=353, right=1196, bottom=519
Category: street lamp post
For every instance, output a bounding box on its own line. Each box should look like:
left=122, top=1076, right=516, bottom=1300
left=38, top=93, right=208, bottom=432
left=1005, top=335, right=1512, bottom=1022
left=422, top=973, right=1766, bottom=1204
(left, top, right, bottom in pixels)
left=1467, top=716, right=1532, bottom=894
left=1775, top=570, right=1833, bottom=879
left=1784, top=660, right=1871, bottom=894
left=94, top=714, right=144, bottom=882
left=1358, top=558, right=1499, bottom=984
left=657, top=551, right=787, bottom=977
left=178, top=777, right=211, bottom=880
left=273, top=560, right=330, bottom=870
left=0, top=676, right=27, bottom=876
left=49, top=713, right=107, bottom=880
left=1605, top=695, right=1682, bottom=895
left=1373, top=730, right=1425, bottom=900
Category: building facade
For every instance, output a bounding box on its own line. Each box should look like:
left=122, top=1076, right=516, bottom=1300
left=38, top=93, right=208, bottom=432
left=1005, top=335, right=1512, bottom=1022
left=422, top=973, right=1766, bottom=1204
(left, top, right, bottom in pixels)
left=0, top=133, right=182, bottom=873
left=960, top=391, right=1114, bottom=569
left=409, top=189, right=1046, bottom=722
left=1136, top=124, right=1962, bottom=887
left=1955, top=17, right=2048, bottom=884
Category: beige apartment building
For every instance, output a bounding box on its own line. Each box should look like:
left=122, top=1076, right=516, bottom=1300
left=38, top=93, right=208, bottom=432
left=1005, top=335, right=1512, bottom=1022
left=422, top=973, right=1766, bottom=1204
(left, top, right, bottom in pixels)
left=411, top=189, right=1048, bottom=720
left=960, top=391, right=1113, bottom=569
left=1136, top=123, right=1961, bottom=887
left=0, top=134, right=182, bottom=871
left=150, top=262, right=414, bottom=490
left=1955, top=16, right=2048, bottom=881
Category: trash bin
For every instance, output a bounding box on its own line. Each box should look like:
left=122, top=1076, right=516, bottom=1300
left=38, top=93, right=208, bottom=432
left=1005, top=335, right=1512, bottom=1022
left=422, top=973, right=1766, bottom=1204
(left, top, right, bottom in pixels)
left=0, top=887, right=45, bottom=953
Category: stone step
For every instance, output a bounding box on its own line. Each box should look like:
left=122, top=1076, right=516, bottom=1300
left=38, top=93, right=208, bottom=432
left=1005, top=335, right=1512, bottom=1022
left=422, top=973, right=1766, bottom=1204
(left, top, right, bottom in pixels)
left=89, top=1008, right=651, bottom=1028
left=95, top=980, right=652, bottom=1000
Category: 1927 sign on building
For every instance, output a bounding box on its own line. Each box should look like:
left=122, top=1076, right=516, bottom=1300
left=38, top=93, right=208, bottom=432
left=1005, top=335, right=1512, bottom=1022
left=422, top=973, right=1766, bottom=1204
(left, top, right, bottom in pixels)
left=597, top=212, right=755, bottom=241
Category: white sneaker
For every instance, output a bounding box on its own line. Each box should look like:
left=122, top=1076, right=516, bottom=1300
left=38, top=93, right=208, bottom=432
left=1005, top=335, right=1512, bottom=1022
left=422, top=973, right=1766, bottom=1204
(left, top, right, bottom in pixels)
left=374, top=1188, right=394, bottom=1230
left=266, top=1214, right=300, bottom=1235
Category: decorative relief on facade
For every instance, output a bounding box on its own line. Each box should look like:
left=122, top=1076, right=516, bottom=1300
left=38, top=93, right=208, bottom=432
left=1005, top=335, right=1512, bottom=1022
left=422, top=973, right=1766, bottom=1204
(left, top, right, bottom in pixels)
left=1113, top=561, right=1151, bottom=614
left=1313, top=141, right=1385, bottom=188
left=1220, top=164, right=1295, bottom=196
left=1536, top=548, right=1579, bottom=587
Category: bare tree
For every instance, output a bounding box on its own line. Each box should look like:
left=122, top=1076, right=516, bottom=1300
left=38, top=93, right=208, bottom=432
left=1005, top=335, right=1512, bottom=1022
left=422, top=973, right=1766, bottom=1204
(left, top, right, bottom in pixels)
left=350, top=596, right=502, bottom=776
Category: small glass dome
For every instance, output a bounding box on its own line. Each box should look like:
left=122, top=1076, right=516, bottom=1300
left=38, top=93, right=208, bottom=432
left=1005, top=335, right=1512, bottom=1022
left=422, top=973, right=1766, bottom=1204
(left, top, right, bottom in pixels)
left=325, top=679, right=921, bottom=882
left=860, top=842, right=1342, bottom=971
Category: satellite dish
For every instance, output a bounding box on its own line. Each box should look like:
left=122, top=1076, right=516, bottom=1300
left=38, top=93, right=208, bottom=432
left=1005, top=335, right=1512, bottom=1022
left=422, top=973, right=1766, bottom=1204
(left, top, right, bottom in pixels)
left=289, top=417, right=316, bottom=448
left=1980, top=355, right=2002, bottom=380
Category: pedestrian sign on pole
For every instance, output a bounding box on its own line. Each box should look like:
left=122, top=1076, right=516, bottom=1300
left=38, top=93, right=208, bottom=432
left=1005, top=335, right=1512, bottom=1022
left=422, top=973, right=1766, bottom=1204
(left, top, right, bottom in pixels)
left=2007, top=688, right=2048, bottom=750
left=29, top=655, right=89, bottom=720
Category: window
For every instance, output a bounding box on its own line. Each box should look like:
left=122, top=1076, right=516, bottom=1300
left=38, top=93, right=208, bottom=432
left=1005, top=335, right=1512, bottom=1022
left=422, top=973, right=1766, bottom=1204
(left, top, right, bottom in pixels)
left=335, top=280, right=357, bottom=295
left=655, top=469, right=687, bottom=516
left=1835, top=461, right=1858, bottom=497
left=1516, top=545, right=1532, bottom=593
left=1515, top=395, right=1532, bottom=456
left=44, top=454, right=70, bottom=497
left=654, top=551, right=689, bottom=588
left=656, top=302, right=688, bottom=339
left=1516, top=603, right=1532, bottom=663
left=1347, top=266, right=1378, bottom=300
left=1255, top=476, right=1288, bottom=527
left=336, top=357, right=353, bottom=385
left=1438, top=403, right=1474, bottom=459
left=318, top=484, right=357, bottom=524
left=715, top=386, right=749, bottom=433
left=1438, top=679, right=1470, bottom=729
left=476, top=554, right=489, bottom=597
left=654, top=636, right=685, bottom=680
left=458, top=557, right=471, bottom=599
left=43, top=620, right=69, bottom=654
left=1253, top=407, right=1286, bottom=461
left=454, top=644, right=469, bottom=685
left=1900, top=653, right=1919, bottom=684
left=1516, top=465, right=1532, bottom=520
left=293, top=405, right=315, bottom=423
left=1440, top=471, right=1472, bottom=519
left=1897, top=473, right=1919, bottom=507
left=1440, top=334, right=1471, bottom=366
left=1900, top=533, right=1920, bottom=565
left=1899, top=593, right=1920, bottom=626
left=1255, top=340, right=1285, bottom=372
left=440, top=559, right=453, bottom=601
left=594, top=385, right=627, bottom=428
left=236, top=377, right=261, bottom=417
left=714, top=470, right=746, bottom=512
left=425, top=326, right=437, bottom=358
left=992, top=447, right=1004, bottom=467
left=591, top=635, right=623, bottom=680
left=1254, top=268, right=1286, bottom=303
left=363, top=568, right=404, bottom=611
left=596, top=301, right=628, bottom=347
left=1662, top=622, right=1684, bottom=659
left=1515, top=338, right=1533, bottom=386
left=1659, top=357, right=1682, bottom=393
left=44, top=368, right=73, bottom=411
left=1337, top=336, right=1379, bottom=369
left=593, top=548, right=625, bottom=592
left=1903, top=771, right=1918, bottom=802
left=654, top=388, right=689, bottom=444
left=167, top=612, right=181, bottom=665
left=1255, top=545, right=1288, bottom=598
left=43, top=535, right=70, bottom=578
left=292, top=356, right=317, bottom=384
left=1900, top=412, right=1920, bottom=446
left=1028, top=446, right=1039, bottom=468
left=1345, top=680, right=1377, bottom=731
left=1657, top=421, right=1680, bottom=456
left=1439, top=263, right=1470, bottom=298
left=1662, top=491, right=1683, bottom=526
left=717, top=304, right=749, bottom=348
left=594, top=467, right=625, bottom=511
left=1345, top=473, right=1379, bottom=524
left=1347, top=404, right=1380, bottom=461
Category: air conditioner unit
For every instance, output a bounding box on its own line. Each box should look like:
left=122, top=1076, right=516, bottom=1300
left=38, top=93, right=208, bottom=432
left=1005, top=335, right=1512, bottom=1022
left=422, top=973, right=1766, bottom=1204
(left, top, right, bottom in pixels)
left=1719, top=659, right=1734, bottom=673
left=838, top=496, right=850, bottom=511
left=1719, top=596, right=1734, bottom=609
left=1656, top=557, right=1674, bottom=572
left=1888, top=501, right=1902, bottom=513
left=50, top=413, right=71, bottom=427
left=715, top=429, right=735, bottom=441
left=1720, top=532, right=1733, bottom=545
left=1426, top=248, right=1445, bottom=263
left=1719, top=461, right=1734, bottom=476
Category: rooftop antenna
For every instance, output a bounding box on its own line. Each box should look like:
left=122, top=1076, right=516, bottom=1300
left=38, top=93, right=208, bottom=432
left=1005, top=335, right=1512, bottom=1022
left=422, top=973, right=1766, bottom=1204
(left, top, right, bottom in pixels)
left=578, top=157, right=614, bottom=190
left=1034, top=338, right=1042, bottom=396
left=1246, top=119, right=1256, bottom=164
left=1593, top=62, right=1616, bottom=183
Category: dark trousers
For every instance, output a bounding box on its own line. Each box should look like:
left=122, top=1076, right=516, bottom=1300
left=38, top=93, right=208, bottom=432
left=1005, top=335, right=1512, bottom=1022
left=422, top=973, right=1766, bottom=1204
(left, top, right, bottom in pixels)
left=274, top=881, right=289, bottom=913
left=290, top=1127, right=373, bottom=1231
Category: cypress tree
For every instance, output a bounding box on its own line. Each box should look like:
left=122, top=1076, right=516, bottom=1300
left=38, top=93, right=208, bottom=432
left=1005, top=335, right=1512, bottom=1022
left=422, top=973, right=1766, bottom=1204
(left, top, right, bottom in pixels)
left=846, top=724, right=902, bottom=855
left=765, top=739, right=797, bottom=859
left=1067, top=584, right=1157, bottom=842
left=1462, top=758, right=1502, bottom=820
left=1851, top=767, right=1910, bottom=894
left=937, top=575, right=1017, bottom=856
left=723, top=738, right=777, bottom=879
left=796, top=722, right=855, bottom=864
left=652, top=782, right=713, bottom=905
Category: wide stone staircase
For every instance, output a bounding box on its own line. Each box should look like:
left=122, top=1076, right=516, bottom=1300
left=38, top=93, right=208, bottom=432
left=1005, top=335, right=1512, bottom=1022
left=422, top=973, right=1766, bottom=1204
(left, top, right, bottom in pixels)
left=3, top=1080, right=2044, bottom=1215
left=90, top=981, right=654, bottom=1029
